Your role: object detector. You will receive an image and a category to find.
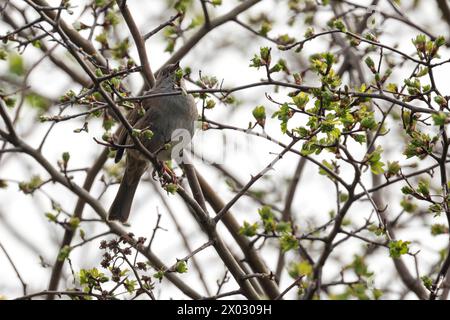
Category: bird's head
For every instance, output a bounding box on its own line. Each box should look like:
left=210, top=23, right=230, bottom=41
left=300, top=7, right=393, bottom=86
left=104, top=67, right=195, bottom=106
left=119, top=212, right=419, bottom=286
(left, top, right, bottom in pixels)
left=156, top=61, right=182, bottom=86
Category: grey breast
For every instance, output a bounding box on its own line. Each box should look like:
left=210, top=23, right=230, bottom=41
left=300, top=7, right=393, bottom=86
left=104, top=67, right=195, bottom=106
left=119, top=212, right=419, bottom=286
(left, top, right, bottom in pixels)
left=130, top=92, right=197, bottom=161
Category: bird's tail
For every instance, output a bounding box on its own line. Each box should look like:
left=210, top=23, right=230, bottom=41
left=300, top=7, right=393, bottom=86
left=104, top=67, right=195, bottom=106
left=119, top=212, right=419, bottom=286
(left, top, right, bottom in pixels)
left=108, top=164, right=144, bottom=223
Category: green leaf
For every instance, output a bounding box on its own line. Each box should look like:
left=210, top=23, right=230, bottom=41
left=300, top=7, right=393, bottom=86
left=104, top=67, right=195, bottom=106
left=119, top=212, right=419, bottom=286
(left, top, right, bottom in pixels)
left=293, top=73, right=302, bottom=84
left=400, top=197, right=417, bottom=213
left=3, top=97, right=16, bottom=108
left=26, top=93, right=51, bottom=112
left=165, top=38, right=176, bottom=53
left=205, top=99, right=215, bottom=109
left=95, top=32, right=108, bottom=45
left=62, top=152, right=70, bottom=163
left=402, top=186, right=414, bottom=194
left=124, top=279, right=137, bottom=293
left=175, top=260, right=188, bottom=273
left=174, top=68, right=183, bottom=82
left=361, top=116, right=377, bottom=130
left=318, top=160, right=334, bottom=177
left=249, top=54, right=262, bottom=68
left=403, top=131, right=433, bottom=159
left=252, top=105, right=266, bottom=127
left=404, top=78, right=422, bottom=95
left=0, top=48, right=7, bottom=60
left=259, top=20, right=272, bottom=36
left=417, top=180, right=430, bottom=198
left=294, top=126, right=309, bottom=138
left=142, top=129, right=154, bottom=140
left=434, top=35, right=446, bottom=47
left=388, top=240, right=410, bottom=258
left=57, top=245, right=71, bottom=261
left=131, top=129, right=141, bottom=137
left=111, top=38, right=130, bottom=60
left=351, top=255, right=373, bottom=278
left=353, top=134, right=366, bottom=144
left=258, top=206, right=274, bottom=220
left=153, top=270, right=165, bottom=281
left=239, top=221, right=258, bottom=237
left=78, top=269, right=88, bottom=285
left=366, top=146, right=385, bottom=175
left=386, top=161, right=401, bottom=177
left=272, top=103, right=293, bottom=133
left=45, top=212, right=57, bottom=222
left=95, top=68, right=104, bottom=77
left=259, top=47, right=271, bottom=64
left=373, top=288, right=383, bottom=300
left=432, top=111, right=448, bottom=125
left=416, top=67, right=429, bottom=77
left=431, top=224, right=448, bottom=236
left=429, top=203, right=442, bottom=216
left=102, top=117, right=115, bottom=131
left=18, top=175, right=43, bottom=194
left=368, top=224, right=385, bottom=236
left=333, top=19, right=347, bottom=32
left=364, top=56, right=376, bottom=73
left=102, top=131, right=111, bottom=141
left=304, top=27, right=315, bottom=38
left=288, top=261, right=312, bottom=278
left=59, top=90, right=76, bottom=103
left=276, top=34, right=295, bottom=45
left=280, top=233, right=299, bottom=253
left=339, top=193, right=349, bottom=202
left=275, top=221, right=293, bottom=233
left=174, top=0, right=192, bottom=13
left=421, top=275, right=433, bottom=290
left=164, top=183, right=178, bottom=194
left=9, top=53, right=25, bottom=76
left=105, top=10, right=121, bottom=26
left=258, top=206, right=276, bottom=233
left=301, top=139, right=321, bottom=156
left=68, top=217, right=80, bottom=230
left=292, top=92, right=309, bottom=110
left=412, top=34, right=427, bottom=48
left=94, top=0, right=107, bottom=7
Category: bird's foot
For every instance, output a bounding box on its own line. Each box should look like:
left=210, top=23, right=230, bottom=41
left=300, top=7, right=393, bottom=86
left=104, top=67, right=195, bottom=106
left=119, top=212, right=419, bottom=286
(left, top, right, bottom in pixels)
left=152, top=161, right=178, bottom=185
left=162, top=163, right=178, bottom=185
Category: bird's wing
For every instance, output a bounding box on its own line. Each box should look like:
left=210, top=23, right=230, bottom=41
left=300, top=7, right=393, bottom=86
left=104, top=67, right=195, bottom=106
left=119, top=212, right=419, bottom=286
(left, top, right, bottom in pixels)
left=113, top=105, right=144, bottom=163
left=114, top=95, right=166, bottom=163
left=115, top=93, right=197, bottom=163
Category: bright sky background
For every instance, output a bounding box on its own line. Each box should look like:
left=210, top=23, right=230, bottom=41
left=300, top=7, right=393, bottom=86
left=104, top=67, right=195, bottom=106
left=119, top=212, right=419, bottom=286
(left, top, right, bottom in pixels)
left=1, top=0, right=450, bottom=299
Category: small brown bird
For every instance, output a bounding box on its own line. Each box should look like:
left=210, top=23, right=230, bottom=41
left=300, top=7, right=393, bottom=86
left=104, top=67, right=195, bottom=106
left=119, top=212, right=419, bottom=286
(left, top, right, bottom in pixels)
left=108, top=62, right=198, bottom=222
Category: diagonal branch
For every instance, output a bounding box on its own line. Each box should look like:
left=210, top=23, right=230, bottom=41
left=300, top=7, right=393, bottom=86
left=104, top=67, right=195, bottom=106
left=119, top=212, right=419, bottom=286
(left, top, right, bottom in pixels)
left=213, top=139, right=299, bottom=223
left=164, top=0, right=261, bottom=66
left=118, top=0, right=155, bottom=89
left=29, top=0, right=106, bottom=67
left=0, top=241, right=27, bottom=295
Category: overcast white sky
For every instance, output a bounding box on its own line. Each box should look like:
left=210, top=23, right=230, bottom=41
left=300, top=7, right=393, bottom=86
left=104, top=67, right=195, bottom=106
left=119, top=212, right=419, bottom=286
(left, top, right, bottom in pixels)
left=1, top=0, right=450, bottom=299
